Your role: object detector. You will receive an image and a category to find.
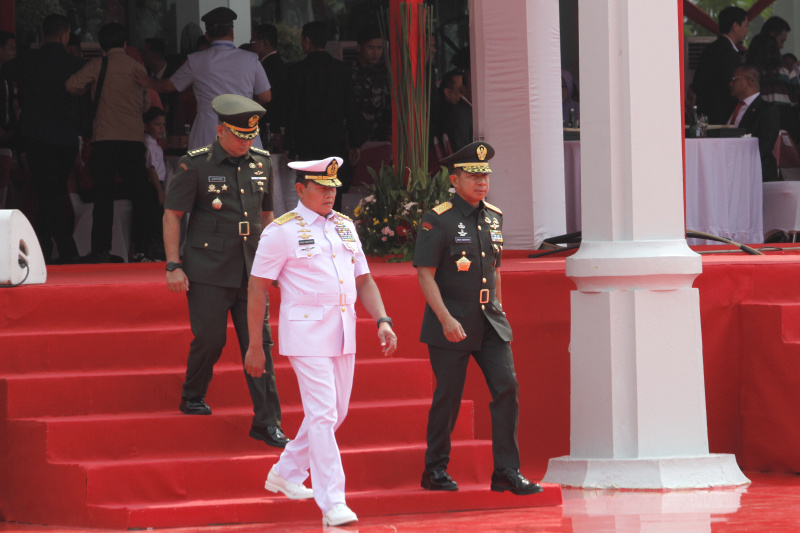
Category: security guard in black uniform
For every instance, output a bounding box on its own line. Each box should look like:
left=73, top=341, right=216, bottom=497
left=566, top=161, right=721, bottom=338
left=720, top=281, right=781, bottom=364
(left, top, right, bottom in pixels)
left=413, top=141, right=542, bottom=495
left=164, top=94, right=289, bottom=448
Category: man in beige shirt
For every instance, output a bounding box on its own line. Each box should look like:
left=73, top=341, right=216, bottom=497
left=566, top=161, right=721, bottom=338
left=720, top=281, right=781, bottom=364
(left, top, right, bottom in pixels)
left=66, top=22, right=157, bottom=262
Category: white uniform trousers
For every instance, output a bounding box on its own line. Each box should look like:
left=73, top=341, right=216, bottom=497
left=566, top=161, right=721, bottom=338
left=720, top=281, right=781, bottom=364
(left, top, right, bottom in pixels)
left=274, top=353, right=355, bottom=513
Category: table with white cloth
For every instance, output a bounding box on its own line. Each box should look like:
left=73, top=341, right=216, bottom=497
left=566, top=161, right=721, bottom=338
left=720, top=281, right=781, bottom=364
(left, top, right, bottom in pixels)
left=564, top=137, right=764, bottom=245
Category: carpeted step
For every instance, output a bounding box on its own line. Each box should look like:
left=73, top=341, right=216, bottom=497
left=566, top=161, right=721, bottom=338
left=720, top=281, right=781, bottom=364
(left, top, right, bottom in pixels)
left=21, top=399, right=474, bottom=461
left=0, top=266, right=426, bottom=337
left=79, top=441, right=499, bottom=506
left=0, top=319, right=427, bottom=375
left=86, top=480, right=562, bottom=530
left=2, top=358, right=433, bottom=418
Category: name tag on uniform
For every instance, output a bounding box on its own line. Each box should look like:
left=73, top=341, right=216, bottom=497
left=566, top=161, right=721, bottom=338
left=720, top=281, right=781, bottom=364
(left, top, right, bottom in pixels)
left=455, top=237, right=471, bottom=243
left=299, top=239, right=315, bottom=245
left=209, top=176, right=225, bottom=182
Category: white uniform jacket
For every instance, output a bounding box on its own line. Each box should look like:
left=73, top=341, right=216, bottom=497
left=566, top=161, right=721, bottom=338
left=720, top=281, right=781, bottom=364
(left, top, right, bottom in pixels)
left=170, top=41, right=271, bottom=150
left=252, top=201, right=369, bottom=356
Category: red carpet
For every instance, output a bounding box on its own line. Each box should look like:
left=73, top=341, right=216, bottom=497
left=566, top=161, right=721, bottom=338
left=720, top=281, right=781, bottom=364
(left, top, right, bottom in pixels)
left=5, top=246, right=800, bottom=528
left=0, top=260, right=562, bottom=529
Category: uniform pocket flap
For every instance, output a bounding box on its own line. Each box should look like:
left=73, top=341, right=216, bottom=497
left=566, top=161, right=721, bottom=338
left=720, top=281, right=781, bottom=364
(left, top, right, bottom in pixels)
left=189, top=233, right=223, bottom=252
left=450, top=244, right=477, bottom=257
left=288, top=306, right=324, bottom=321
left=295, top=246, right=321, bottom=258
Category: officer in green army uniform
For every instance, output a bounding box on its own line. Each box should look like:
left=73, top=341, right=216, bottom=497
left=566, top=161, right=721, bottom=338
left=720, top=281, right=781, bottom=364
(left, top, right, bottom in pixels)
left=163, top=94, right=289, bottom=448
left=413, top=141, right=543, bottom=495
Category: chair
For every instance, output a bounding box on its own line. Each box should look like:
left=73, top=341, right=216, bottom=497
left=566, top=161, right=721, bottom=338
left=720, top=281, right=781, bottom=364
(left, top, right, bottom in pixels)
left=772, top=130, right=800, bottom=181
left=763, top=181, right=800, bottom=242
left=351, top=141, right=392, bottom=186
left=69, top=194, right=133, bottom=261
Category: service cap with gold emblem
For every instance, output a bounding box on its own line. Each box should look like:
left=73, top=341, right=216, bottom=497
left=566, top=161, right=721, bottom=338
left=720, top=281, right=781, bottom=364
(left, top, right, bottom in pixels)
left=211, top=94, right=265, bottom=140
left=440, top=141, right=495, bottom=174
left=289, top=157, right=344, bottom=187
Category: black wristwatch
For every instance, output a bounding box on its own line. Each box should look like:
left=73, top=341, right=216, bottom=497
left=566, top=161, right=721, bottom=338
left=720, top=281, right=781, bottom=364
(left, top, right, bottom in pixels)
left=166, top=261, right=182, bottom=272
left=376, top=317, right=393, bottom=328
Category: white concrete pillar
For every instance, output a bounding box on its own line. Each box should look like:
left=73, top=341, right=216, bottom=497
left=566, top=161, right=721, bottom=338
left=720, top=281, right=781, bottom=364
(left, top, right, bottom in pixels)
left=469, top=0, right=566, bottom=249
left=177, top=0, right=252, bottom=48
left=543, top=0, right=748, bottom=488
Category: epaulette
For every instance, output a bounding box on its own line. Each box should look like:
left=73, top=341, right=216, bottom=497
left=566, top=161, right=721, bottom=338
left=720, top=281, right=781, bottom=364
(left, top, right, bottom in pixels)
left=250, top=147, right=270, bottom=156
left=484, top=201, right=503, bottom=215
left=187, top=146, right=211, bottom=158
left=333, top=210, right=352, bottom=221
left=273, top=212, right=299, bottom=225
left=432, top=202, right=453, bottom=215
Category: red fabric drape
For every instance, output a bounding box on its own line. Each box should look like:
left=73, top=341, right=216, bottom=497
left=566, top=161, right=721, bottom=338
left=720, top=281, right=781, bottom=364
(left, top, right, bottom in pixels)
left=748, top=0, right=779, bottom=20
left=683, top=0, right=780, bottom=33
left=683, top=0, right=719, bottom=34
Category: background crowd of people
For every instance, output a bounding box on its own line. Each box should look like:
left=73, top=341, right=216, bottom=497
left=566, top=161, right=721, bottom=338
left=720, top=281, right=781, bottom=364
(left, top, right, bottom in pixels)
left=690, top=8, right=799, bottom=184
left=0, top=8, right=475, bottom=265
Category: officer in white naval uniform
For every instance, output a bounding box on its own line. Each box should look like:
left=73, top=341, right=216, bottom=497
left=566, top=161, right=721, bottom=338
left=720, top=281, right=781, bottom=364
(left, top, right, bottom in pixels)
left=244, top=156, right=397, bottom=527
left=136, top=7, right=271, bottom=150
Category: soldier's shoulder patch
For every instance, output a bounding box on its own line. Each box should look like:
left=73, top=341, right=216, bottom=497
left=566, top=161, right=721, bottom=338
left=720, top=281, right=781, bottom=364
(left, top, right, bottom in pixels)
left=432, top=202, right=453, bottom=215
left=274, top=212, right=299, bottom=225
left=250, top=147, right=270, bottom=156
left=484, top=201, right=503, bottom=214
left=187, top=146, right=211, bottom=158
left=333, top=210, right=352, bottom=222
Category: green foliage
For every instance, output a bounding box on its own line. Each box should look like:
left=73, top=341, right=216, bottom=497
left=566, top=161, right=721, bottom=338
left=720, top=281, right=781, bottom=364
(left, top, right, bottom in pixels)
left=276, top=23, right=304, bottom=64
left=354, top=163, right=451, bottom=262
left=354, top=3, right=442, bottom=262
left=684, top=0, right=772, bottom=38
left=15, top=0, right=65, bottom=44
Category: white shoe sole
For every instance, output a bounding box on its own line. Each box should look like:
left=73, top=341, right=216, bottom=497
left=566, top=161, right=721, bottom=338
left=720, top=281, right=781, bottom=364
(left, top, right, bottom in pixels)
left=264, top=479, right=313, bottom=500
left=322, top=516, right=358, bottom=527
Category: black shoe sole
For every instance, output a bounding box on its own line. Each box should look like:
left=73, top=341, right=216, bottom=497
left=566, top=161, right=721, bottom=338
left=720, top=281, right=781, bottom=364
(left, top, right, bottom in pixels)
left=421, top=481, right=459, bottom=491
left=249, top=429, right=289, bottom=448
left=490, top=483, right=544, bottom=495
left=179, top=405, right=211, bottom=415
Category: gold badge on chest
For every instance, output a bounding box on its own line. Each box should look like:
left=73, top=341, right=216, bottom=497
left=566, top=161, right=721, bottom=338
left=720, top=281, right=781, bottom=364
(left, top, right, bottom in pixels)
left=456, top=256, right=471, bottom=272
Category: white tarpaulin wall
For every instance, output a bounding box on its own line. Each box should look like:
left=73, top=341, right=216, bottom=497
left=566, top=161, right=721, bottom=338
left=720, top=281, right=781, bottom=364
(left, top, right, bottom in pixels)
left=470, top=0, right=566, bottom=249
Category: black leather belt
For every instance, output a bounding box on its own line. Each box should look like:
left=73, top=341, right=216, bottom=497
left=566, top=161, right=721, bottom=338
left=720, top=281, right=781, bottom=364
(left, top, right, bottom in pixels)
left=447, top=289, right=495, bottom=304
left=191, top=220, right=261, bottom=236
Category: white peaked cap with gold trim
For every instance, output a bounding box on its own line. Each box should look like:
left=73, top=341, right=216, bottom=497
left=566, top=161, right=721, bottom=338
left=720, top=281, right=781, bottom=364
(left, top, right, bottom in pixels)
left=288, top=157, right=344, bottom=187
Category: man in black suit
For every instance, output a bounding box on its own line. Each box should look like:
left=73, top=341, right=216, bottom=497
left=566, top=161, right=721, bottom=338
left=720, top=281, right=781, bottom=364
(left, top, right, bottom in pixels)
left=250, top=23, right=286, bottom=143
left=691, top=6, right=748, bottom=125
left=413, top=142, right=542, bottom=496
left=283, top=21, right=360, bottom=211
left=730, top=64, right=781, bottom=182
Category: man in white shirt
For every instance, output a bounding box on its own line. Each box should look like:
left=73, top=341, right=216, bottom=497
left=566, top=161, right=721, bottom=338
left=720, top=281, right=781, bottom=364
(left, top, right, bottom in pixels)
left=245, top=157, right=397, bottom=527
left=137, top=7, right=271, bottom=150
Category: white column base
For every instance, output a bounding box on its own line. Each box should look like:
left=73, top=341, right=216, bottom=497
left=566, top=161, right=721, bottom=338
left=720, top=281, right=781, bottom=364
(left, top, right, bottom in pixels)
left=543, top=454, right=749, bottom=489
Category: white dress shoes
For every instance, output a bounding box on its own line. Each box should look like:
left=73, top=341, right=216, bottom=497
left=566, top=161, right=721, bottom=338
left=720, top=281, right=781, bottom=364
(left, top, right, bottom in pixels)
left=322, top=503, right=358, bottom=527
left=264, top=465, right=313, bottom=500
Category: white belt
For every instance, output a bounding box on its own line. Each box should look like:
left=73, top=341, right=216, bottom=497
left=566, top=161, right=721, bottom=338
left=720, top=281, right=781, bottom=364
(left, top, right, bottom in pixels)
left=283, top=292, right=357, bottom=306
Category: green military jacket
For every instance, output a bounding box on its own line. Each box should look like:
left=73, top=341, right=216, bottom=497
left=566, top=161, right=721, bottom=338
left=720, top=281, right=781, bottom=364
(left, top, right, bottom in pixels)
left=413, top=193, right=512, bottom=350
left=165, top=140, right=274, bottom=288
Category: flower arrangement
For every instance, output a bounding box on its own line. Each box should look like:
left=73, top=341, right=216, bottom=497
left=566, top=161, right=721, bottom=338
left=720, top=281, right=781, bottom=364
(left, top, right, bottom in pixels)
left=353, top=2, right=449, bottom=262
left=354, top=164, right=451, bottom=261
